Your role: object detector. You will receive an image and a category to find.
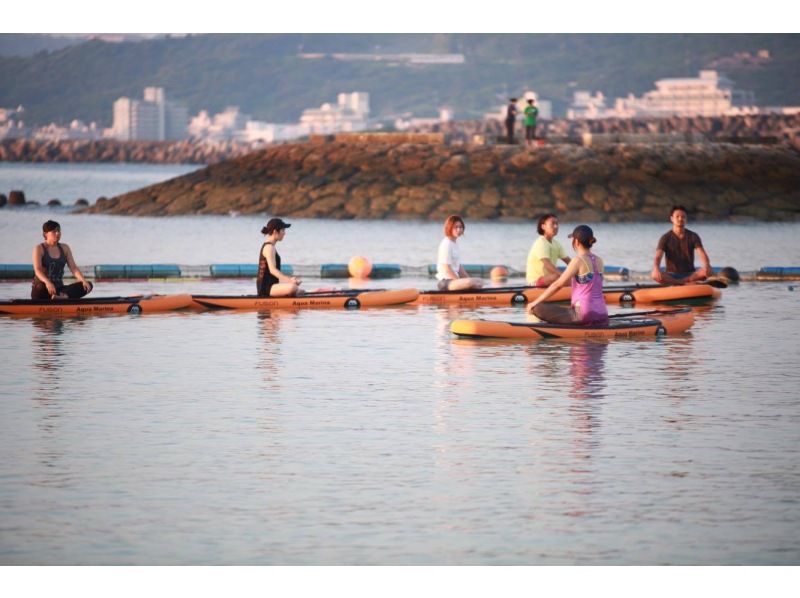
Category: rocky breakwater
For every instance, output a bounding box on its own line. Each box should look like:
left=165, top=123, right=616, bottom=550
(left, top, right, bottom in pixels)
left=81, top=139, right=800, bottom=222
left=0, top=139, right=254, bottom=164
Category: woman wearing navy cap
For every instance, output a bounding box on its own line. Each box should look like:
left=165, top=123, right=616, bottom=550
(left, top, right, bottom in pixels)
left=257, top=218, right=302, bottom=297
left=527, top=224, right=609, bottom=325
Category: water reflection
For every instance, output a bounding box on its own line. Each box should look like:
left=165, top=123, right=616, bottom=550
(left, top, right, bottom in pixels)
left=256, top=310, right=298, bottom=389
left=27, top=316, right=87, bottom=476
left=433, top=307, right=478, bottom=392
left=568, top=340, right=608, bottom=402
left=566, top=340, right=607, bottom=452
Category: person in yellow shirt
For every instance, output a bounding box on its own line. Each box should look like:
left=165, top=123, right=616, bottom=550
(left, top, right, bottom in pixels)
left=526, top=213, right=571, bottom=286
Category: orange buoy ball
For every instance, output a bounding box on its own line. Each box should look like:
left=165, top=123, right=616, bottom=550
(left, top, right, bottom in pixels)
left=490, top=266, right=509, bottom=281
left=348, top=256, right=373, bottom=279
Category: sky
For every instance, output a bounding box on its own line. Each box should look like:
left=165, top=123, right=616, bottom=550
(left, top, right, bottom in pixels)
left=9, top=0, right=800, bottom=34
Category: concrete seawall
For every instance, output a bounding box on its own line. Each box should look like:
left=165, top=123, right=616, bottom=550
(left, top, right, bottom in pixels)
left=81, top=140, right=800, bottom=222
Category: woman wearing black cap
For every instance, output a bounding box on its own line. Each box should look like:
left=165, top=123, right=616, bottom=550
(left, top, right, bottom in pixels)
left=526, top=224, right=609, bottom=325
left=257, top=218, right=302, bottom=297
left=31, top=220, right=93, bottom=300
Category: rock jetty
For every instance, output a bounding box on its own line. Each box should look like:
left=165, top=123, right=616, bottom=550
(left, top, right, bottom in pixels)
left=81, top=138, right=800, bottom=222
left=0, top=139, right=253, bottom=165
left=415, top=113, right=800, bottom=151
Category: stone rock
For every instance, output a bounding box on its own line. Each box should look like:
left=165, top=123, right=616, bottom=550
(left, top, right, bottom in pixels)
left=436, top=154, right=469, bottom=181
left=464, top=203, right=498, bottom=220
left=47, top=199, right=62, bottom=207
left=570, top=208, right=607, bottom=222
left=368, top=195, right=399, bottom=218
left=74, top=198, right=89, bottom=207
left=716, top=189, right=751, bottom=208
left=8, top=190, right=25, bottom=205
left=582, top=184, right=608, bottom=209
left=0, top=193, right=6, bottom=208
left=605, top=183, right=642, bottom=211
left=72, top=139, right=800, bottom=221
left=479, top=188, right=501, bottom=208
left=552, top=183, right=585, bottom=211
left=394, top=195, right=440, bottom=217
left=762, top=196, right=800, bottom=211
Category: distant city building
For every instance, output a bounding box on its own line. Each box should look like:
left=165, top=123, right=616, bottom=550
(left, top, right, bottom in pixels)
left=299, top=92, right=370, bottom=135
left=238, top=121, right=311, bottom=144
left=567, top=91, right=611, bottom=119
left=395, top=107, right=453, bottom=131
left=612, top=70, right=755, bottom=119
left=0, top=105, right=27, bottom=140
left=189, top=106, right=251, bottom=141
left=188, top=94, right=371, bottom=144
left=33, top=120, right=100, bottom=141
left=111, top=87, right=189, bottom=141
left=567, top=71, right=760, bottom=120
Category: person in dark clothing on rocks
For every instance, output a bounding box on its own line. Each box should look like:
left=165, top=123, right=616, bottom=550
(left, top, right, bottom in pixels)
left=505, top=98, right=518, bottom=144
left=651, top=205, right=712, bottom=285
left=31, top=220, right=93, bottom=300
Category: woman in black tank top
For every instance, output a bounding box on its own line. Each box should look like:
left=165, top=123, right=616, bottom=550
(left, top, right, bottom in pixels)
left=256, top=218, right=302, bottom=297
left=31, top=220, right=93, bottom=300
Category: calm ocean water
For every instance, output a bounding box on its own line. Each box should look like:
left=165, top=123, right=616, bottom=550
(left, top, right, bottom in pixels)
left=0, top=161, right=200, bottom=205
left=1, top=163, right=799, bottom=565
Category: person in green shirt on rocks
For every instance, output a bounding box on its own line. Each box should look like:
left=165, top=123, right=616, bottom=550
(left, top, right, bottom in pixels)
left=524, top=98, right=539, bottom=148
left=526, top=213, right=571, bottom=286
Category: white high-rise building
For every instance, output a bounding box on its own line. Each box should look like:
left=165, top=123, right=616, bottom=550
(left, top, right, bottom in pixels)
left=337, top=92, right=370, bottom=118
left=112, top=87, right=188, bottom=141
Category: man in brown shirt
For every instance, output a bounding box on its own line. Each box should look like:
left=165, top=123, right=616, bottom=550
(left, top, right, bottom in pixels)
left=651, top=205, right=712, bottom=285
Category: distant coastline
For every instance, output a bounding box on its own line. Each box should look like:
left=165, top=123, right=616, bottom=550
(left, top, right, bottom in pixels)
left=2, top=114, right=799, bottom=165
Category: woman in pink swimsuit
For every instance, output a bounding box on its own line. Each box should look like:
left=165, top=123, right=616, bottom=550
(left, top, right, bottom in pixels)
left=527, top=225, right=609, bottom=325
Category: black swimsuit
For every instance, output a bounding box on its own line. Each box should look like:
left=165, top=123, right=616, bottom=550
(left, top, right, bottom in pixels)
left=256, top=242, right=281, bottom=297
left=31, top=243, right=67, bottom=299
left=31, top=242, right=92, bottom=300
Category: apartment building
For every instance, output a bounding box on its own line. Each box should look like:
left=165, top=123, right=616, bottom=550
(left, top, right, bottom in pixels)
left=568, top=71, right=757, bottom=120
left=615, top=71, right=754, bottom=117
left=112, top=87, right=189, bottom=141
left=299, top=92, right=370, bottom=135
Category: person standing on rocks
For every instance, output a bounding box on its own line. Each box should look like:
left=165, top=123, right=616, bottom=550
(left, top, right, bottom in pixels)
left=524, top=98, right=539, bottom=147
left=505, top=98, right=519, bottom=144
left=31, top=220, right=93, bottom=300
left=436, top=215, right=483, bottom=291
left=257, top=218, right=302, bottom=297
left=526, top=213, right=571, bottom=287
left=651, top=205, right=712, bottom=285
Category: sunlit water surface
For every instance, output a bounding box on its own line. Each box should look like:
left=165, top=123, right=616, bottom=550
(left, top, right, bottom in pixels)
left=1, top=164, right=799, bottom=564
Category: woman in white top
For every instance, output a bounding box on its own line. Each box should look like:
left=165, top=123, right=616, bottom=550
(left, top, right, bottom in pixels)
left=436, top=215, right=483, bottom=291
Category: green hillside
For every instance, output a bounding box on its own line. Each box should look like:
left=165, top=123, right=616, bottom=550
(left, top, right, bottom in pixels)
left=1, top=33, right=798, bottom=126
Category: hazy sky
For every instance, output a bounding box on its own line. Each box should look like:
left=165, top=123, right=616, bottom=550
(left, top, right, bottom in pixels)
left=12, top=1, right=795, bottom=34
